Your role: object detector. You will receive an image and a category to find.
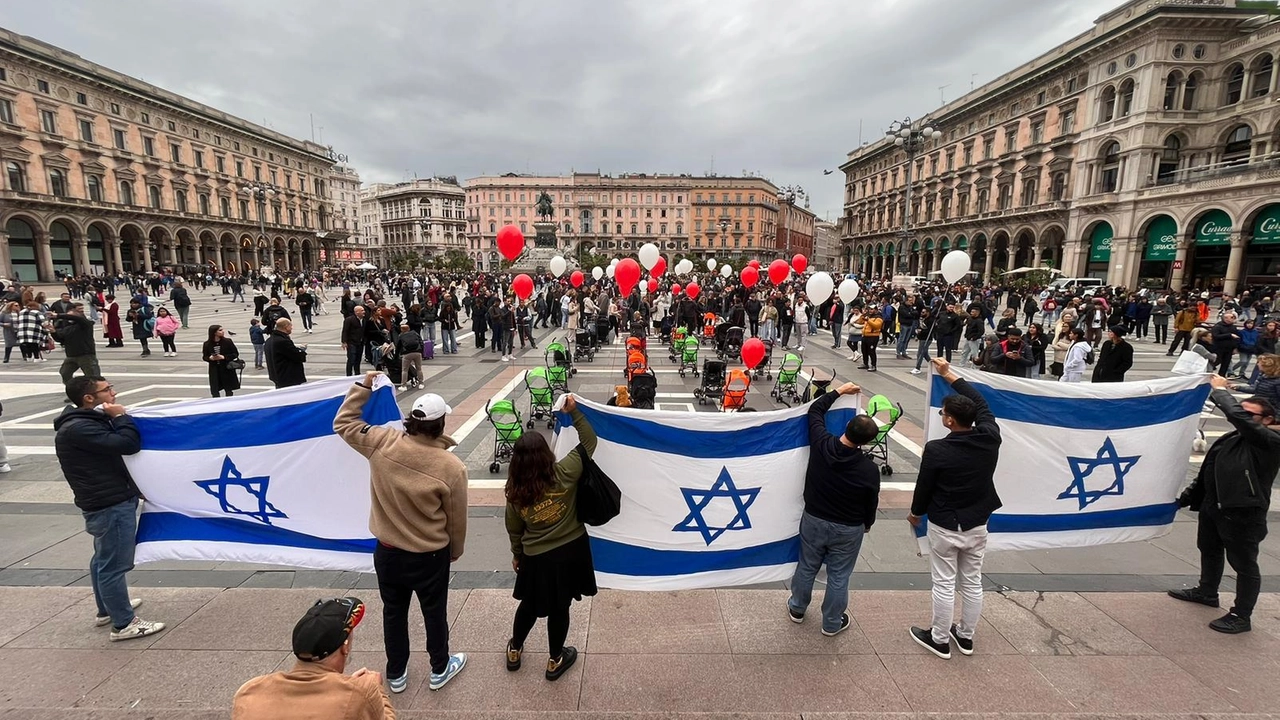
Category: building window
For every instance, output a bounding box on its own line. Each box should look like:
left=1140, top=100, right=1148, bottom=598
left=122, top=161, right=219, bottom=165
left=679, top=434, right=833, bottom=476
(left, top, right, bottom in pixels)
left=1099, top=141, right=1121, bottom=193
left=273, top=205, right=281, bottom=224
left=141, top=112, right=149, bottom=123
left=1193, top=44, right=1207, bottom=60
left=37, top=79, right=49, bottom=93
left=1118, top=79, right=1135, bottom=117
left=78, top=118, right=94, bottom=142
left=0, top=98, right=12, bottom=125
left=75, top=91, right=86, bottom=105
left=963, top=145, right=973, bottom=165
left=148, top=185, right=162, bottom=208
left=199, top=193, right=210, bottom=215
left=110, top=102, right=120, bottom=115
left=977, top=188, right=989, bottom=213
left=220, top=196, right=231, bottom=217
left=1005, top=128, right=1017, bottom=153
left=982, top=135, right=995, bottom=160
left=49, top=169, right=67, bottom=197
left=1157, top=135, right=1182, bottom=184
left=119, top=181, right=134, bottom=205
left=1031, top=121, right=1044, bottom=145
left=6, top=161, right=24, bottom=192
left=235, top=160, right=244, bottom=177
left=1021, top=178, right=1037, bottom=206
left=1172, top=44, right=1185, bottom=60
left=1100, top=86, right=1117, bottom=122
left=143, top=136, right=155, bottom=156
left=1224, top=63, right=1245, bottom=105
left=1250, top=54, right=1273, bottom=98
left=193, top=150, right=203, bottom=168
left=288, top=208, right=296, bottom=225
left=215, top=155, right=225, bottom=173
left=1163, top=71, right=1182, bottom=110
left=998, top=185, right=1013, bottom=210
left=253, top=165, right=261, bottom=181
left=176, top=189, right=188, bottom=212
left=1061, top=109, right=1076, bottom=134
left=86, top=174, right=102, bottom=201
left=170, top=143, right=181, bottom=163
left=39, top=109, right=57, bottom=134
left=1125, top=53, right=1137, bottom=69
left=1183, top=72, right=1200, bottom=110
left=239, top=199, right=250, bottom=219
left=1222, top=124, right=1253, bottom=166
left=1051, top=172, right=1067, bottom=201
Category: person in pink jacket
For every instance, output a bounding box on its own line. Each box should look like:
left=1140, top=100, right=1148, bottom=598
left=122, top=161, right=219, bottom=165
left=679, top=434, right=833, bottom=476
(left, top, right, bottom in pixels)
left=153, top=307, right=181, bottom=357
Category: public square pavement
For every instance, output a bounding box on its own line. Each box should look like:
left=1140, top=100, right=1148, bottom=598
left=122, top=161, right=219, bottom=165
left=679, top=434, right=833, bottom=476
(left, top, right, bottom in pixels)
left=3, top=287, right=1280, bottom=717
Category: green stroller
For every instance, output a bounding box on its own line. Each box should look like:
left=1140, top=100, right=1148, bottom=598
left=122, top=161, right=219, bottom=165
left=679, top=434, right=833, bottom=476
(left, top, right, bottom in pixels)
left=770, top=352, right=803, bottom=405
left=485, top=399, right=524, bottom=474
left=865, top=394, right=904, bottom=476
left=525, top=367, right=557, bottom=430
left=544, top=340, right=573, bottom=393
left=677, top=335, right=700, bottom=377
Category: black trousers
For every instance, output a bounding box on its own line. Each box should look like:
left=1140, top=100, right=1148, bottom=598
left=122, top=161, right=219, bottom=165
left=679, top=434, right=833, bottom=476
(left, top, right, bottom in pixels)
left=512, top=597, right=571, bottom=659
left=1154, top=323, right=1168, bottom=344
left=373, top=544, right=452, bottom=676
left=345, top=343, right=363, bottom=376
left=1215, top=349, right=1234, bottom=376
left=1168, top=330, right=1191, bottom=354
left=1197, top=508, right=1265, bottom=618
left=860, top=336, right=879, bottom=368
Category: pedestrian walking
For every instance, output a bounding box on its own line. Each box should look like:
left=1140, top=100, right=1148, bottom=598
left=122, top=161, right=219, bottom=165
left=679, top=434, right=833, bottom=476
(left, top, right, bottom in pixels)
left=17, top=301, right=48, bottom=361
left=169, top=279, right=191, bottom=329
left=103, top=294, right=124, bottom=347
left=50, top=302, right=101, bottom=384
left=125, top=299, right=154, bottom=357
left=1167, top=303, right=1199, bottom=355
left=908, top=358, right=1002, bottom=659
left=248, top=318, right=266, bottom=369
left=342, top=306, right=367, bottom=376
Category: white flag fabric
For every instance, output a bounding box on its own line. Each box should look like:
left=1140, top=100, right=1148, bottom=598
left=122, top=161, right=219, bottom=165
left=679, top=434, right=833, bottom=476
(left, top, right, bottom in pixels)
left=552, top=395, right=860, bottom=590
left=916, top=369, right=1212, bottom=552
left=124, top=376, right=403, bottom=572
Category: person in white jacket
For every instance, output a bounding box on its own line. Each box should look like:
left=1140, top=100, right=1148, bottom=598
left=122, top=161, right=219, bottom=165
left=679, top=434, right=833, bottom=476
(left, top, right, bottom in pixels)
left=1060, top=327, right=1091, bottom=383
left=792, top=295, right=810, bottom=351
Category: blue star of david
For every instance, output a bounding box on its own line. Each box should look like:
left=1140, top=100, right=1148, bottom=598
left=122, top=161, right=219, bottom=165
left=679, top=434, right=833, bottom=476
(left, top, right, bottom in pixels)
left=672, top=467, right=760, bottom=546
left=194, top=455, right=288, bottom=525
left=1058, top=437, right=1140, bottom=510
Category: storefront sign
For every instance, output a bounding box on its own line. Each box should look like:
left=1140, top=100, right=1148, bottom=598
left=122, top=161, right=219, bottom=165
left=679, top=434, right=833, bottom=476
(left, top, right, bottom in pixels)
left=1172, top=259, right=1183, bottom=270
left=1088, top=223, right=1113, bottom=263
left=1144, top=215, right=1178, bottom=261
left=1195, top=210, right=1233, bottom=246
left=1252, top=204, right=1280, bottom=244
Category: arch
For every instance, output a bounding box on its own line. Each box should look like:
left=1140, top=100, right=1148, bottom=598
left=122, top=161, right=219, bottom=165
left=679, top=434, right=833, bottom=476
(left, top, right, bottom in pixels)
left=45, top=214, right=87, bottom=237
left=923, top=238, right=935, bottom=251
left=1243, top=202, right=1280, bottom=245
left=1250, top=53, right=1274, bottom=98
left=1163, top=70, right=1184, bottom=110
left=1224, top=62, right=1245, bottom=105
left=1100, top=140, right=1122, bottom=192
left=1117, top=78, right=1135, bottom=117
left=48, top=220, right=77, bottom=276
left=86, top=223, right=110, bottom=273
left=1100, top=84, right=1117, bottom=122
left=1139, top=213, right=1179, bottom=263
left=1183, top=71, right=1202, bottom=110
left=1083, top=220, right=1115, bottom=265
left=5, top=217, right=39, bottom=281
left=1223, top=124, right=1253, bottom=165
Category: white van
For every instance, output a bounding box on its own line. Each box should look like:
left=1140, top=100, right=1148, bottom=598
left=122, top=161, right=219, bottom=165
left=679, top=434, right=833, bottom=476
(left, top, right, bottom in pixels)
left=1049, top=277, right=1104, bottom=292
left=891, top=275, right=928, bottom=290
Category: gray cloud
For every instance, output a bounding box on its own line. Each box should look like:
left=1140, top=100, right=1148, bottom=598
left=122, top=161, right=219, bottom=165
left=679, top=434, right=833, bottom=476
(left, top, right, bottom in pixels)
left=3, top=0, right=1116, bottom=221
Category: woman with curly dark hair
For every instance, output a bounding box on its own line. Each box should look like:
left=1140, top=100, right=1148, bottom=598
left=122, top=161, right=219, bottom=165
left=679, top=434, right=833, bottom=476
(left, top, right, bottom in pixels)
left=504, top=394, right=598, bottom=682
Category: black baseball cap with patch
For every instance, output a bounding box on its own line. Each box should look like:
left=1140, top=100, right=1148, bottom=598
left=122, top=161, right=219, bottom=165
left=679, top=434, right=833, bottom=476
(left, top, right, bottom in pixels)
left=292, top=596, right=365, bottom=661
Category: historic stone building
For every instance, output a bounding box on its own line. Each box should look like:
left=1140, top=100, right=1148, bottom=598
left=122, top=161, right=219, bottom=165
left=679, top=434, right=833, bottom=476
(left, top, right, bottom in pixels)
left=839, top=0, right=1280, bottom=295
left=323, top=164, right=368, bottom=266
left=360, top=178, right=466, bottom=268
left=0, top=27, right=338, bottom=281
left=464, top=172, right=815, bottom=272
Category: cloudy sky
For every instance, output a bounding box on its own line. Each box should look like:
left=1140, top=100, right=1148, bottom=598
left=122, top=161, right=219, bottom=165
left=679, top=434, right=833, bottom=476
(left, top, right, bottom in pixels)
left=4, top=0, right=1117, bottom=219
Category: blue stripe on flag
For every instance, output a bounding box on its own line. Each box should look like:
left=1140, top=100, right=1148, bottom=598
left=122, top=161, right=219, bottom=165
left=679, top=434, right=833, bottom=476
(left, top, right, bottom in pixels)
left=134, top=386, right=402, bottom=451
left=137, top=511, right=377, bottom=554
left=988, top=502, right=1179, bottom=533
left=589, top=535, right=800, bottom=576
left=929, top=376, right=1209, bottom=430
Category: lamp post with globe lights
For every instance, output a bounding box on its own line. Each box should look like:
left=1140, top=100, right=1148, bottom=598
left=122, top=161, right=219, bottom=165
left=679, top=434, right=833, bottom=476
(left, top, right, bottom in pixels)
left=238, top=182, right=279, bottom=270
left=776, top=184, right=806, bottom=260
left=886, top=117, right=942, bottom=274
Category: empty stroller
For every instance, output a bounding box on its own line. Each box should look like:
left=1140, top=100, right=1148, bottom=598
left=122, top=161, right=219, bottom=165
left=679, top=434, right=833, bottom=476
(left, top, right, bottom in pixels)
left=545, top=340, right=573, bottom=394
left=525, top=367, right=557, bottom=430
left=678, top=335, right=700, bottom=377
left=864, top=394, right=904, bottom=475
left=595, top=316, right=613, bottom=346
left=771, top=352, right=804, bottom=405
left=573, top=328, right=596, bottom=362
left=694, top=359, right=727, bottom=405
left=485, top=399, right=524, bottom=473
left=628, top=367, right=658, bottom=409
left=751, top=339, right=775, bottom=381
left=669, top=326, right=688, bottom=362
left=800, top=367, right=835, bottom=403
left=720, top=367, right=751, bottom=412
left=701, top=312, right=718, bottom=346
left=718, top=326, right=744, bottom=361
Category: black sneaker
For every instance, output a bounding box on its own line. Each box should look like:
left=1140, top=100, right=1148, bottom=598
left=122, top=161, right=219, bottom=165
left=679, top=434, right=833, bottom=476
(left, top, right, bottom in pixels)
left=788, top=605, right=805, bottom=624
left=909, top=626, right=951, bottom=659
left=1167, top=587, right=1220, bottom=608
left=1209, top=612, right=1251, bottom=634
left=546, top=646, right=578, bottom=681
left=821, top=613, right=850, bottom=637
left=506, top=640, right=522, bottom=671
left=949, top=624, right=974, bottom=656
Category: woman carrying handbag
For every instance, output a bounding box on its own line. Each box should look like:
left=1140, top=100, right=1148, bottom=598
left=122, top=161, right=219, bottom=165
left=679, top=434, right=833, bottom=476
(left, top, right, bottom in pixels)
left=202, top=324, right=242, bottom=398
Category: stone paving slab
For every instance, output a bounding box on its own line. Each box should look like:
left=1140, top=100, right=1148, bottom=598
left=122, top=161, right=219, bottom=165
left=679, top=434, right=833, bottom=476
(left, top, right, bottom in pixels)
left=1, top=586, right=1278, bottom=716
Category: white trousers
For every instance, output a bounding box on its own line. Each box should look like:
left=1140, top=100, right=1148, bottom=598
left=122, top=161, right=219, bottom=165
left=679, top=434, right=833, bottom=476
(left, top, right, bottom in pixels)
left=928, top=523, right=988, bottom=645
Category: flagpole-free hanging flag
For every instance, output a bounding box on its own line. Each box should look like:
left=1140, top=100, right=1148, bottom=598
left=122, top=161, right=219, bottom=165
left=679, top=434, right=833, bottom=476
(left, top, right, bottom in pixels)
left=124, top=376, right=403, bottom=572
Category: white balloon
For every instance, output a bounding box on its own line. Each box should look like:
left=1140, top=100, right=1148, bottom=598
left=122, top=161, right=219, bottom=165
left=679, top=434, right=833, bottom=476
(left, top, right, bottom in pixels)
left=720, top=264, right=733, bottom=278
left=940, top=250, right=972, bottom=284
left=707, top=258, right=717, bottom=271
left=549, top=255, right=567, bottom=277
left=676, top=259, right=694, bottom=275
left=639, top=283, right=648, bottom=296
left=638, top=243, right=660, bottom=270
left=610, top=257, right=619, bottom=267
left=606, top=264, right=616, bottom=279
left=591, top=266, right=604, bottom=281
left=837, top=278, right=860, bottom=304
left=805, top=272, right=835, bottom=305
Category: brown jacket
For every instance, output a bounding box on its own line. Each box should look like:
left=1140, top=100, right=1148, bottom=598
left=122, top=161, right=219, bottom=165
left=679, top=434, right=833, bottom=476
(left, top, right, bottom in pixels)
left=334, top=383, right=468, bottom=554
left=1174, top=308, right=1199, bottom=332
left=232, top=662, right=395, bottom=720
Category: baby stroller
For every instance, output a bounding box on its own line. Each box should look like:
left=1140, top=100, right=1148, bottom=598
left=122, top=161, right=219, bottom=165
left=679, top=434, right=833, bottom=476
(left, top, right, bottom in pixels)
left=627, top=367, right=657, bottom=410
left=573, top=327, right=597, bottom=362
left=771, top=352, right=804, bottom=405
left=751, top=339, right=775, bottom=381
left=718, top=326, right=744, bottom=362
left=864, top=394, right=904, bottom=476
left=524, top=367, right=557, bottom=430
left=720, top=367, right=752, bottom=412
left=545, top=340, right=573, bottom=394
left=678, top=335, right=700, bottom=377
left=659, top=316, right=674, bottom=344
left=485, top=399, right=524, bottom=474
left=800, top=367, right=836, bottom=403
left=595, top=316, right=613, bottom=346
left=669, top=326, right=688, bottom=362
left=700, top=312, right=719, bottom=346
left=694, top=359, right=727, bottom=405
left=625, top=347, right=649, bottom=380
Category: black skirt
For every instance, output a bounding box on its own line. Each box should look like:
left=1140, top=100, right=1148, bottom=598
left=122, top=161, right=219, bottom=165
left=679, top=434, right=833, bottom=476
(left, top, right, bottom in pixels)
left=512, top=531, right=597, bottom=617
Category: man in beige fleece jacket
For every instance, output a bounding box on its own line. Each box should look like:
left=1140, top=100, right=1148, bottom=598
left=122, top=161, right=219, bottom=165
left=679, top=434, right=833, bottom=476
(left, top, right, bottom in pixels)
left=335, top=371, right=468, bottom=694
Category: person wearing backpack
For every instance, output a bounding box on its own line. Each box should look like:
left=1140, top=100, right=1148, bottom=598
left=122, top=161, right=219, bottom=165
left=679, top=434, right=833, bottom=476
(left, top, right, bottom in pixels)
left=169, top=279, right=192, bottom=329
left=125, top=299, right=155, bottom=357
left=394, top=322, right=424, bottom=391
left=1060, top=327, right=1091, bottom=383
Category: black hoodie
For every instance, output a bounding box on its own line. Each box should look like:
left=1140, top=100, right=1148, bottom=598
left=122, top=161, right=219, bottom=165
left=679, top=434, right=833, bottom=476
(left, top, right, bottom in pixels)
left=803, top=391, right=881, bottom=528
left=53, top=406, right=142, bottom=512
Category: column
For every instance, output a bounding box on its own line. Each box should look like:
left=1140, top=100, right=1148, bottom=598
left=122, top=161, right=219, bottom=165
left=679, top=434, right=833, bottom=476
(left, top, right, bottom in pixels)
left=110, top=237, right=124, bottom=275
left=933, top=251, right=943, bottom=273
left=983, top=250, right=994, bottom=281
left=1106, top=237, right=1132, bottom=287
left=1005, top=248, right=1017, bottom=272
left=234, top=245, right=244, bottom=271
left=1169, top=239, right=1190, bottom=290
left=142, top=244, right=153, bottom=271
left=34, top=232, right=54, bottom=282
left=0, top=230, right=11, bottom=281
left=214, top=244, right=224, bottom=271
left=1031, top=244, right=1041, bottom=268
left=74, top=240, right=91, bottom=275
left=1223, top=235, right=1246, bottom=297
left=917, top=251, right=926, bottom=275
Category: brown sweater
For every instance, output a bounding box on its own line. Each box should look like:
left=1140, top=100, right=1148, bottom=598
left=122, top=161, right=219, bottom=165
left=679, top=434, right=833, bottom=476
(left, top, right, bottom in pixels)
left=334, top=383, right=468, bottom=555
left=232, top=661, right=395, bottom=720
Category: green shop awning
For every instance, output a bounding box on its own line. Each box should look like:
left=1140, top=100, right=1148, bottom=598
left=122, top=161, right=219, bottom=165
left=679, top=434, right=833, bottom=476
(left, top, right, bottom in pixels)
left=939, top=238, right=951, bottom=252
left=1195, top=210, right=1233, bottom=247
left=1252, top=204, right=1280, bottom=244
left=1089, top=223, right=1113, bottom=263
left=956, top=235, right=969, bottom=250
left=924, top=239, right=935, bottom=251
left=911, top=239, right=920, bottom=252
left=1144, top=215, right=1178, bottom=261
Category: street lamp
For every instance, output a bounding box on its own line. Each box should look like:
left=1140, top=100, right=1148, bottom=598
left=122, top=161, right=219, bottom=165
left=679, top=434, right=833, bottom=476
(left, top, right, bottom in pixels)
left=238, top=182, right=279, bottom=270
left=885, top=116, right=942, bottom=274
left=777, top=184, right=806, bottom=260
left=717, top=217, right=731, bottom=257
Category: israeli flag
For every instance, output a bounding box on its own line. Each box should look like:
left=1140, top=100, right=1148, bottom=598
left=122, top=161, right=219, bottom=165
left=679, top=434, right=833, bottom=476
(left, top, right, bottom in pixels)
left=553, top=396, right=859, bottom=590
left=917, top=370, right=1212, bottom=552
left=124, top=376, right=403, bottom=572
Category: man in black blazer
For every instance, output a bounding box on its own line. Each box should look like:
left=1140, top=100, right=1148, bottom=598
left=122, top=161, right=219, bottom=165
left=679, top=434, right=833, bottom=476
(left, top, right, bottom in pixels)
left=265, top=318, right=307, bottom=389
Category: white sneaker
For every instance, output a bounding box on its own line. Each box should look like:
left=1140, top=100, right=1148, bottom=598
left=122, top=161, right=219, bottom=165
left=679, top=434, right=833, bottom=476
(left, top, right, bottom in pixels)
left=109, top=616, right=165, bottom=641
left=96, top=598, right=142, bottom=627
left=398, top=385, right=406, bottom=391
left=910, top=369, right=922, bottom=375
left=0, top=463, right=10, bottom=473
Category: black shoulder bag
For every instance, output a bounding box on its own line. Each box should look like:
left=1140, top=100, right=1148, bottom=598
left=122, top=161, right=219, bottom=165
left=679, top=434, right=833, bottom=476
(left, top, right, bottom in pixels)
left=575, top=443, right=621, bottom=526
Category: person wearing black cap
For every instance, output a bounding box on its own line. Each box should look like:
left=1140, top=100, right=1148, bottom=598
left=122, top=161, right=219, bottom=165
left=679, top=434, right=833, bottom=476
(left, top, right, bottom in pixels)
left=232, top=597, right=394, bottom=720
left=1091, top=325, right=1134, bottom=383
left=787, top=381, right=881, bottom=637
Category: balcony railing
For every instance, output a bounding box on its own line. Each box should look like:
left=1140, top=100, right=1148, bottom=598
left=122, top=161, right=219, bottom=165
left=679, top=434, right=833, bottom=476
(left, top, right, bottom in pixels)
left=1142, top=153, right=1280, bottom=194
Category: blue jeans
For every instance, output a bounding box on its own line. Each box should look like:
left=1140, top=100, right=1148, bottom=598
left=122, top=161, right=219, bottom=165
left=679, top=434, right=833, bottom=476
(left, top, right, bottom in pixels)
left=441, top=327, right=457, bottom=354
left=253, top=343, right=265, bottom=367
left=422, top=322, right=436, bottom=346
left=896, top=322, right=915, bottom=356
left=788, top=511, right=866, bottom=633
left=83, top=497, right=139, bottom=629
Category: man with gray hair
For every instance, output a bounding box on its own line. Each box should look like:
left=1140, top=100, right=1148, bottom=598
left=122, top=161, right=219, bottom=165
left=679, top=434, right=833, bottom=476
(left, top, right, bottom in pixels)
left=265, top=318, right=307, bottom=389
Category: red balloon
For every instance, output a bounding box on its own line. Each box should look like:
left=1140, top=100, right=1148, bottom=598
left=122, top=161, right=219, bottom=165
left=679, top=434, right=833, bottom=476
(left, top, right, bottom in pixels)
left=792, top=254, right=809, bottom=273
left=647, top=278, right=658, bottom=293
left=671, top=283, right=682, bottom=296
left=652, top=256, right=667, bottom=277
left=740, top=266, right=759, bottom=288
left=686, top=282, right=700, bottom=300
left=615, top=258, right=641, bottom=295
left=748, top=259, right=761, bottom=269
left=741, top=337, right=765, bottom=369
left=511, top=273, right=534, bottom=300
left=570, top=270, right=584, bottom=288
left=496, top=225, right=525, bottom=261
left=768, top=259, right=791, bottom=285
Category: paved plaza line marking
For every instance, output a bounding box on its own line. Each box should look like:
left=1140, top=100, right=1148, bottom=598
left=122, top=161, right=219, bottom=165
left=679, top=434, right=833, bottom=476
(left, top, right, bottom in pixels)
left=0, top=386, right=279, bottom=429
left=655, top=402, right=696, bottom=412
left=448, top=370, right=528, bottom=453
left=5, top=446, right=57, bottom=455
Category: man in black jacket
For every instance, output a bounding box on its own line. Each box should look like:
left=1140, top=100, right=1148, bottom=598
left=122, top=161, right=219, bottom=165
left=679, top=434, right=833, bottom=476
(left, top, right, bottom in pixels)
left=908, top=358, right=1003, bottom=659
left=169, top=279, right=192, bottom=329
left=51, top=302, right=101, bottom=385
left=341, top=305, right=366, bottom=377
left=1169, top=375, right=1280, bottom=634
left=265, top=318, right=307, bottom=389
left=53, top=376, right=165, bottom=641
left=787, top=382, right=880, bottom=637
left=1091, top=325, right=1134, bottom=383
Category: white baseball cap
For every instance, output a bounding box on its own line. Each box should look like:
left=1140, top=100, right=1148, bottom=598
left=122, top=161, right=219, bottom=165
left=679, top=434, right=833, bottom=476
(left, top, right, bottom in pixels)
left=410, top=393, right=451, bottom=421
